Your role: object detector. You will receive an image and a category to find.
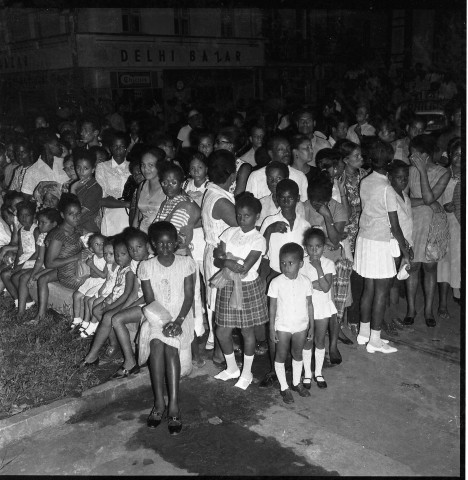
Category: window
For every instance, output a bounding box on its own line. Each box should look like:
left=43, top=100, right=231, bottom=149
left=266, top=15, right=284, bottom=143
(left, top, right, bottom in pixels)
left=221, top=9, right=234, bottom=37
left=122, top=9, right=140, bottom=33
left=174, top=8, right=189, bottom=36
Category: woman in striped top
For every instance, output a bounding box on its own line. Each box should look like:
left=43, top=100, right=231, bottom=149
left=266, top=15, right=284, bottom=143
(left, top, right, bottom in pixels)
left=154, top=163, right=200, bottom=257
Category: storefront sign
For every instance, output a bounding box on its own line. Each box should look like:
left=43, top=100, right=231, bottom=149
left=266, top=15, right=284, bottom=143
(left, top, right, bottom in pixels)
left=78, top=35, right=264, bottom=68
left=118, top=72, right=152, bottom=88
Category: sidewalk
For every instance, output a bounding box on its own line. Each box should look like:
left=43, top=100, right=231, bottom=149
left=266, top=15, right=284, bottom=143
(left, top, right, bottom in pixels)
left=0, top=292, right=460, bottom=476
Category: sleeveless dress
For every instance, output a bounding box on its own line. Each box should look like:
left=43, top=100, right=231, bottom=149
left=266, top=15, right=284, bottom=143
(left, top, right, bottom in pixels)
left=409, top=164, right=448, bottom=263
left=437, top=175, right=460, bottom=292
left=201, top=182, right=235, bottom=308
left=46, top=227, right=85, bottom=289
left=138, top=180, right=166, bottom=233
left=18, top=224, right=38, bottom=266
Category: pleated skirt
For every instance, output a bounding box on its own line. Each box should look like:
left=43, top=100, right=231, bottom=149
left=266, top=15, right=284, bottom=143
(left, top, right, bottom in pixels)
left=353, top=236, right=396, bottom=279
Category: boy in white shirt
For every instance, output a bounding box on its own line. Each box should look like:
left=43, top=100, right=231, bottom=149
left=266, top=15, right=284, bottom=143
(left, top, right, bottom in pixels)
left=268, top=242, right=314, bottom=404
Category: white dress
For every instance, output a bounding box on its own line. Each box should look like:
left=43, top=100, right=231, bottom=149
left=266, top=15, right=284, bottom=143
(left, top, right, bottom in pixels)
left=96, top=159, right=130, bottom=236
left=201, top=183, right=235, bottom=308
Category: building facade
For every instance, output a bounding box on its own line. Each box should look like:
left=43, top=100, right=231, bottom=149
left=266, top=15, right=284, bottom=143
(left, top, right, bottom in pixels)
left=0, top=8, right=265, bottom=115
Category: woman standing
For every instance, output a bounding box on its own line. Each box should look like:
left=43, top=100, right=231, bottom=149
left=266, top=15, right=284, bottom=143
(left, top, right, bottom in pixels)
left=353, top=140, right=409, bottom=353
left=96, top=132, right=131, bottom=236
left=405, top=135, right=450, bottom=327
left=437, top=137, right=461, bottom=317
left=132, top=147, right=166, bottom=234
left=334, top=139, right=368, bottom=335
left=201, top=150, right=238, bottom=354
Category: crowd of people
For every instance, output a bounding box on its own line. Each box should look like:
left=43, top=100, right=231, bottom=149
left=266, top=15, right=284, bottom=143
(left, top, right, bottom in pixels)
left=0, top=90, right=461, bottom=435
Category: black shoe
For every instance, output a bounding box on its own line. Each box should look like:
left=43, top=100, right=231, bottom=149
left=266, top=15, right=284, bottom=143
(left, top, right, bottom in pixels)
left=74, top=357, right=99, bottom=369
left=147, top=406, right=166, bottom=429
left=111, top=363, right=140, bottom=379
left=338, top=332, right=354, bottom=345
left=403, top=316, right=414, bottom=326
left=302, top=377, right=312, bottom=390
left=259, top=372, right=276, bottom=388
left=168, top=412, right=182, bottom=435
left=313, top=375, right=328, bottom=389
left=291, top=383, right=311, bottom=397
left=280, top=389, right=294, bottom=404
left=425, top=317, right=436, bottom=328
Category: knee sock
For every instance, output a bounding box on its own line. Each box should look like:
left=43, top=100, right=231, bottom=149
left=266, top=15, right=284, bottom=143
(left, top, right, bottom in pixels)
left=274, top=362, right=289, bottom=391
left=292, top=359, right=303, bottom=386
left=314, top=348, right=325, bottom=377
left=359, top=322, right=370, bottom=339
left=302, top=348, right=312, bottom=380
left=369, top=329, right=381, bottom=347
left=224, top=352, right=239, bottom=373
left=242, top=354, right=254, bottom=379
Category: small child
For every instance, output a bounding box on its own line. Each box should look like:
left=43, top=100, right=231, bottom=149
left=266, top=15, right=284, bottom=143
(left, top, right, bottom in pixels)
left=81, top=238, right=119, bottom=336
left=71, top=233, right=107, bottom=336
left=78, top=236, right=136, bottom=367
left=0, top=201, right=38, bottom=300
left=16, top=208, right=61, bottom=315
left=213, top=192, right=268, bottom=390
left=301, top=228, right=338, bottom=390
left=0, top=191, right=25, bottom=264
left=268, top=242, right=314, bottom=404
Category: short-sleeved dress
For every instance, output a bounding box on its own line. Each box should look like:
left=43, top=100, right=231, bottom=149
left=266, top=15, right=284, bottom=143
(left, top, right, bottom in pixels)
left=138, top=255, right=196, bottom=350
left=46, top=227, right=85, bottom=289
left=301, top=257, right=338, bottom=319
left=409, top=164, right=448, bottom=263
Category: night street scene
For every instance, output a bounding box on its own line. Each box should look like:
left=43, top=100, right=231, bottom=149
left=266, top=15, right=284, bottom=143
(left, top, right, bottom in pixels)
left=0, top=3, right=463, bottom=476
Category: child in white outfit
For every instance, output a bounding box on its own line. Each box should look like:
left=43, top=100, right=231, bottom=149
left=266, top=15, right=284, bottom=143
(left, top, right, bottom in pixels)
left=268, top=242, right=314, bottom=404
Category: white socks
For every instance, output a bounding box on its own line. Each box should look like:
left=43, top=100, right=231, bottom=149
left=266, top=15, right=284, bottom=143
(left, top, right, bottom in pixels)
left=359, top=322, right=370, bottom=339
left=14, top=299, right=18, bottom=308
left=72, top=317, right=83, bottom=326
left=314, top=348, right=325, bottom=377
left=241, top=354, right=254, bottom=380
left=225, top=352, right=238, bottom=373
left=369, top=329, right=381, bottom=347
left=302, top=348, right=312, bottom=380
left=275, top=362, right=288, bottom=391
left=292, top=359, right=303, bottom=387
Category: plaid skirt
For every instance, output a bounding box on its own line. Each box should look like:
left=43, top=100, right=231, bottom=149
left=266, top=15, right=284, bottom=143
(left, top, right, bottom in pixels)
left=215, top=276, right=268, bottom=328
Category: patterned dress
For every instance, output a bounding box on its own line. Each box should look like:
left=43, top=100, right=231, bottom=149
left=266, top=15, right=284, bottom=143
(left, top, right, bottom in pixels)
left=46, top=227, right=85, bottom=289
left=343, top=168, right=368, bottom=253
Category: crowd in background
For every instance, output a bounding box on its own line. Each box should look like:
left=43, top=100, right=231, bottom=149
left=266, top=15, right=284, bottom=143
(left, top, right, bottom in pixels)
left=0, top=65, right=461, bottom=432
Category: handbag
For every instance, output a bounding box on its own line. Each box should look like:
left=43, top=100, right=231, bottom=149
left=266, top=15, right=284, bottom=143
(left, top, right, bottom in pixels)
left=425, top=208, right=449, bottom=262
left=384, top=186, right=400, bottom=257
left=76, top=260, right=90, bottom=279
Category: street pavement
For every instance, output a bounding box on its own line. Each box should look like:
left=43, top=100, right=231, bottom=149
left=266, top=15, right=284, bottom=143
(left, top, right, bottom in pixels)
left=0, top=290, right=461, bottom=476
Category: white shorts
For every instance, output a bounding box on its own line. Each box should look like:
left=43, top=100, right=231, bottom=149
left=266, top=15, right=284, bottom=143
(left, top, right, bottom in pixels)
left=276, top=321, right=309, bottom=335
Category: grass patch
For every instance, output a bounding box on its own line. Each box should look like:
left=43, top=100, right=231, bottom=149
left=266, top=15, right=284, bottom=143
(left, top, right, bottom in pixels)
left=0, top=296, right=118, bottom=419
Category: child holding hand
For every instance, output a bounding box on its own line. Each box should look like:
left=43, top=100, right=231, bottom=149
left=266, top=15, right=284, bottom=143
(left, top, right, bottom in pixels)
left=268, top=242, right=314, bottom=404
left=301, top=228, right=338, bottom=390
left=71, top=233, right=107, bottom=336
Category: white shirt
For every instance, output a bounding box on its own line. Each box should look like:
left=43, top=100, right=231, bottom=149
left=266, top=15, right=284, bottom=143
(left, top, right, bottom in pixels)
left=246, top=165, right=309, bottom=202
left=395, top=190, right=413, bottom=247
left=268, top=273, right=312, bottom=331
left=21, top=157, right=69, bottom=195
left=257, top=195, right=305, bottom=227
left=346, top=122, right=376, bottom=145
left=260, top=212, right=311, bottom=273
left=219, top=226, right=266, bottom=282
left=177, top=124, right=192, bottom=147
left=240, top=147, right=256, bottom=167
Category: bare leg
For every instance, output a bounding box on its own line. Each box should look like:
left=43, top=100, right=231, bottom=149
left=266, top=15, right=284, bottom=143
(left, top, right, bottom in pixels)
left=405, top=263, right=421, bottom=318
left=165, top=345, right=181, bottom=417
left=32, top=269, right=58, bottom=322
left=371, top=278, right=392, bottom=331
left=84, top=306, right=113, bottom=362
left=73, top=290, right=85, bottom=319
left=111, top=306, right=142, bottom=369
left=438, top=282, right=450, bottom=318
left=2, top=268, right=17, bottom=299
left=149, top=339, right=166, bottom=411
left=422, top=262, right=437, bottom=320
left=18, top=270, right=33, bottom=315
left=328, top=314, right=342, bottom=364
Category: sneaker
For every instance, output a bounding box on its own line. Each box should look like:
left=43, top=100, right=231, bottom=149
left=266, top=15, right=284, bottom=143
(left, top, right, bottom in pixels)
left=366, top=342, right=397, bottom=354
left=291, top=383, right=311, bottom=397
left=280, top=389, right=294, bottom=404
